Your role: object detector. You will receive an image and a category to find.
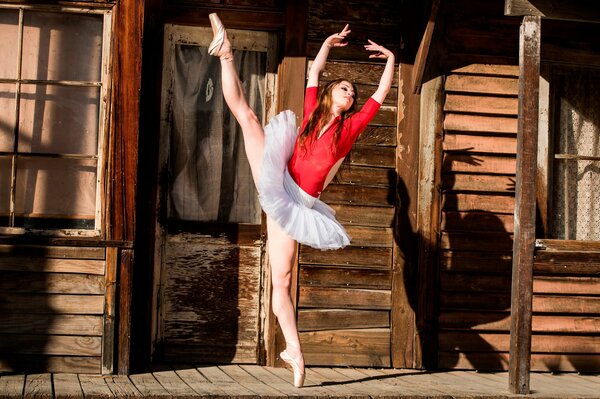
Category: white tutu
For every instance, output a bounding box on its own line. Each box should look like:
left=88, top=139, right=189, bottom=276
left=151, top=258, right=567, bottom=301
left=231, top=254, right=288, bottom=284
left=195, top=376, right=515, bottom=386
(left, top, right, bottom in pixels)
left=258, top=110, right=350, bottom=250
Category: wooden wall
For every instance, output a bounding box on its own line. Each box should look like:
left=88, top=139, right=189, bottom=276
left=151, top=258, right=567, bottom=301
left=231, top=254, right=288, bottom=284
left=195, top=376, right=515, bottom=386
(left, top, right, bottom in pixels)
left=0, top=244, right=115, bottom=374
left=428, top=0, right=600, bottom=372
left=296, top=61, right=398, bottom=367
left=437, top=63, right=519, bottom=370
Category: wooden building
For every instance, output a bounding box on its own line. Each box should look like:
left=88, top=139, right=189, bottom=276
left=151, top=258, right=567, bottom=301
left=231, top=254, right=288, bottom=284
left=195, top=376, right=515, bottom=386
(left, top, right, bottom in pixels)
left=0, top=0, right=598, bottom=393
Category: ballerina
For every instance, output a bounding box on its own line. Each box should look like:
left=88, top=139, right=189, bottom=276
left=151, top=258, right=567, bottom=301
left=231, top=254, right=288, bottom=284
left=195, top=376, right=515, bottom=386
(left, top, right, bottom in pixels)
left=208, top=13, right=395, bottom=387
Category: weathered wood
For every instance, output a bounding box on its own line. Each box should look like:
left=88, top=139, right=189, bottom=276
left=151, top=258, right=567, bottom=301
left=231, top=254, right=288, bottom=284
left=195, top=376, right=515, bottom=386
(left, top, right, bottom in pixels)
left=533, top=295, right=600, bottom=314
left=218, top=365, right=283, bottom=397
left=106, top=0, right=143, bottom=241
left=443, top=174, right=516, bottom=193
left=329, top=204, right=394, bottom=227
left=445, top=94, right=518, bottom=116
left=77, top=374, right=114, bottom=399
left=317, top=60, right=400, bottom=87
left=299, top=266, right=392, bottom=289
left=343, top=226, right=393, bottom=247
left=443, top=193, right=515, bottom=214
left=299, top=246, right=392, bottom=268
left=443, top=134, right=517, bottom=154
left=440, top=312, right=600, bottom=333
left=445, top=74, right=518, bottom=96
left=0, top=294, right=104, bottom=314
left=417, top=75, right=445, bottom=371
left=102, top=376, right=142, bottom=398
left=0, top=357, right=101, bottom=374
left=440, top=251, right=513, bottom=273
left=509, top=15, right=541, bottom=395
left=161, top=239, right=261, bottom=364
left=173, top=367, right=229, bottom=397
left=301, top=328, right=390, bottom=367
left=0, top=257, right=105, bottom=274
left=346, top=145, right=395, bottom=168
left=440, top=272, right=512, bottom=293
left=439, top=352, right=600, bottom=373
left=53, top=374, right=84, bottom=399
left=443, top=154, right=516, bottom=174
left=444, top=114, right=518, bottom=134
left=0, top=335, right=101, bottom=356
left=118, top=248, right=133, bottom=375
left=297, top=309, right=389, bottom=331
left=103, top=247, right=117, bottom=375
left=23, top=374, right=52, bottom=399
left=392, top=59, right=421, bottom=369
left=149, top=369, right=193, bottom=398
left=451, top=63, right=519, bottom=76
left=412, top=0, right=439, bottom=94
left=442, top=211, right=515, bottom=233
left=299, top=286, right=391, bottom=309
left=128, top=373, right=171, bottom=398
left=533, top=276, right=600, bottom=295
left=321, top=184, right=392, bottom=206
left=0, top=374, right=25, bottom=398
left=505, top=0, right=600, bottom=23
left=355, top=125, right=396, bottom=146
left=0, top=272, right=104, bottom=295
left=535, top=239, right=600, bottom=252
left=440, top=231, right=514, bottom=251
left=0, top=314, right=103, bottom=335
left=194, top=366, right=256, bottom=398
left=0, top=245, right=105, bottom=259
left=335, top=165, right=393, bottom=187
left=441, top=331, right=600, bottom=354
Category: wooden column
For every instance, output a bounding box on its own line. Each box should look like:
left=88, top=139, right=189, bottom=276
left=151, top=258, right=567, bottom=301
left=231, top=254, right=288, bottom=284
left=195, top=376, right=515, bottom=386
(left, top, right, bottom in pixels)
left=509, top=15, right=540, bottom=395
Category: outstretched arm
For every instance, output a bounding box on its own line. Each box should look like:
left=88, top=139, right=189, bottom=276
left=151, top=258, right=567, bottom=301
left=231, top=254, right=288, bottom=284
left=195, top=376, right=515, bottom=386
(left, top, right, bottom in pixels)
left=307, top=24, right=351, bottom=88
left=364, top=40, right=395, bottom=104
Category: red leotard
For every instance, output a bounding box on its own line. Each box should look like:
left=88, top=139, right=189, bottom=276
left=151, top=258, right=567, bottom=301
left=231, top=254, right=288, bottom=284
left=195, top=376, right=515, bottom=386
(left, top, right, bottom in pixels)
left=287, top=86, right=381, bottom=198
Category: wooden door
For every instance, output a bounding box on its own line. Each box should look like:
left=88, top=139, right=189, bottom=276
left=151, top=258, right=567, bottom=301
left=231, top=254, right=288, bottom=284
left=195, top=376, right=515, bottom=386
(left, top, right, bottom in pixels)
left=153, top=24, right=277, bottom=364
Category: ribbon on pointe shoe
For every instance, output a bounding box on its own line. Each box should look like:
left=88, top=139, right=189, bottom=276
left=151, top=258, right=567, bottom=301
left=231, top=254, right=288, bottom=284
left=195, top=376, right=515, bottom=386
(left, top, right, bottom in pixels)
left=208, top=13, right=225, bottom=56
left=280, top=350, right=305, bottom=388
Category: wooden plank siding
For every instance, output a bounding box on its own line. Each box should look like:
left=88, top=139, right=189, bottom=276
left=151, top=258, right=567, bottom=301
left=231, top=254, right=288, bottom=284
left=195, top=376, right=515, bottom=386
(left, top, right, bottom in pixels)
left=296, top=60, right=397, bottom=368
left=0, top=245, right=108, bottom=374
left=437, top=62, right=519, bottom=372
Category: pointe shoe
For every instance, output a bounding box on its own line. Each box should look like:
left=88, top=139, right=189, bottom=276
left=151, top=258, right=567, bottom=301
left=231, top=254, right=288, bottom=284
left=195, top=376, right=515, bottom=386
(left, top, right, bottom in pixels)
left=280, top=350, right=305, bottom=388
left=208, top=13, right=226, bottom=57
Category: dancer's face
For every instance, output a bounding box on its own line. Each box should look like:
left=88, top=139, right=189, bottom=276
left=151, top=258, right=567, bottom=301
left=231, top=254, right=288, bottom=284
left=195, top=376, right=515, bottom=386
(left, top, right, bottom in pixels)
left=331, top=80, right=355, bottom=112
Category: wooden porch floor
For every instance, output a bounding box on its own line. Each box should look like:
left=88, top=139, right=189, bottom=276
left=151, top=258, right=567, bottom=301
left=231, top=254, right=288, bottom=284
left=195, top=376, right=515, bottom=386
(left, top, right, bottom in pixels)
left=1, top=365, right=599, bottom=399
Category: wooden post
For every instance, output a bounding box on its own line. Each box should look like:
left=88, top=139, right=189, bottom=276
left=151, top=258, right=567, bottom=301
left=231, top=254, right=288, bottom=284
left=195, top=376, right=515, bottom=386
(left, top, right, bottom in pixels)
left=118, top=248, right=134, bottom=374
left=509, top=15, right=540, bottom=395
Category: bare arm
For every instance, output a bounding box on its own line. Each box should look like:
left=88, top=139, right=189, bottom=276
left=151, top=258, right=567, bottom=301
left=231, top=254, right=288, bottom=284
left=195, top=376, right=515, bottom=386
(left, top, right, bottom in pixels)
left=364, top=40, right=395, bottom=104
left=307, top=24, right=351, bottom=88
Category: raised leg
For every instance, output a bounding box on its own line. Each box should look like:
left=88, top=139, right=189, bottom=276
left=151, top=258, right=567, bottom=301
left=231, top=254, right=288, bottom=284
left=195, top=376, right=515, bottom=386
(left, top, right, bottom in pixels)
left=209, top=13, right=264, bottom=184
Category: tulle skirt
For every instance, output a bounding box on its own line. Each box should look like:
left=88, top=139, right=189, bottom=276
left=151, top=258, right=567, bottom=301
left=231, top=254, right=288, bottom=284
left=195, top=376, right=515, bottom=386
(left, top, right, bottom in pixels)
left=258, top=110, right=350, bottom=250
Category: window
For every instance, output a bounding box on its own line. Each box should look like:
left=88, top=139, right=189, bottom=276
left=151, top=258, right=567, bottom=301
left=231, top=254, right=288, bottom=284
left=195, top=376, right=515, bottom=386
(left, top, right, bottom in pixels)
left=548, top=68, right=600, bottom=240
left=0, top=5, right=111, bottom=234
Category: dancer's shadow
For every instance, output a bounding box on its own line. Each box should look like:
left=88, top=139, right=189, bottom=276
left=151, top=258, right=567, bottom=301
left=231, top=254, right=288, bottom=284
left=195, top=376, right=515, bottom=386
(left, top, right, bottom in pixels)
left=439, top=150, right=514, bottom=370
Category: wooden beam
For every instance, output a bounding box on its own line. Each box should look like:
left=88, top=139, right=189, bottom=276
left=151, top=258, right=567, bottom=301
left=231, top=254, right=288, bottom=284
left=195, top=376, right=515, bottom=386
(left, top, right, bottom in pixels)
left=118, top=248, right=134, bottom=374
left=505, top=0, right=600, bottom=23
left=412, top=0, right=440, bottom=94
left=509, top=15, right=541, bottom=395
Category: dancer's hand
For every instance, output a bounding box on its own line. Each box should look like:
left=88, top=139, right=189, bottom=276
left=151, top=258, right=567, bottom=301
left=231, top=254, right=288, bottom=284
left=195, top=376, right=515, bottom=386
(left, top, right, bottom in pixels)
left=364, top=40, right=393, bottom=59
left=324, top=24, right=351, bottom=48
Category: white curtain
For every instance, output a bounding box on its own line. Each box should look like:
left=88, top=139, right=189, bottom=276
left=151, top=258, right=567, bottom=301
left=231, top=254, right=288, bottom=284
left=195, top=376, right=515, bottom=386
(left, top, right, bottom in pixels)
left=551, top=70, right=600, bottom=240
left=168, top=45, right=263, bottom=223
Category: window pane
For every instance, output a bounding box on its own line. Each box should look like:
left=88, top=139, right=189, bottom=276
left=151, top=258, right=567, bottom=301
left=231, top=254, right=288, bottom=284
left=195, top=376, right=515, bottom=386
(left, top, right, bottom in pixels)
left=0, top=83, right=16, bottom=151
left=551, top=160, right=600, bottom=240
left=15, top=157, right=97, bottom=228
left=0, top=10, right=18, bottom=79
left=555, top=71, right=600, bottom=157
left=168, top=45, right=263, bottom=223
left=0, top=156, right=11, bottom=223
left=551, top=70, right=600, bottom=240
left=22, top=11, right=103, bottom=82
left=18, top=84, right=100, bottom=155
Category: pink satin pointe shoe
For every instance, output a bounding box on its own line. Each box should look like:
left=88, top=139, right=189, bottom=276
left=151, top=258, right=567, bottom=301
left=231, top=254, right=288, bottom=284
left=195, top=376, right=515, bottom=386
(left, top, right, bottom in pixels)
left=208, top=13, right=226, bottom=57
left=280, top=349, right=305, bottom=388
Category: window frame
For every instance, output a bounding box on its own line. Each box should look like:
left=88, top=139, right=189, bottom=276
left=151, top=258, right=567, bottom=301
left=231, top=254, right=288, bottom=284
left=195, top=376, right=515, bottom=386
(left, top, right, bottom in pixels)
left=0, top=3, right=113, bottom=237
left=538, top=63, right=600, bottom=240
